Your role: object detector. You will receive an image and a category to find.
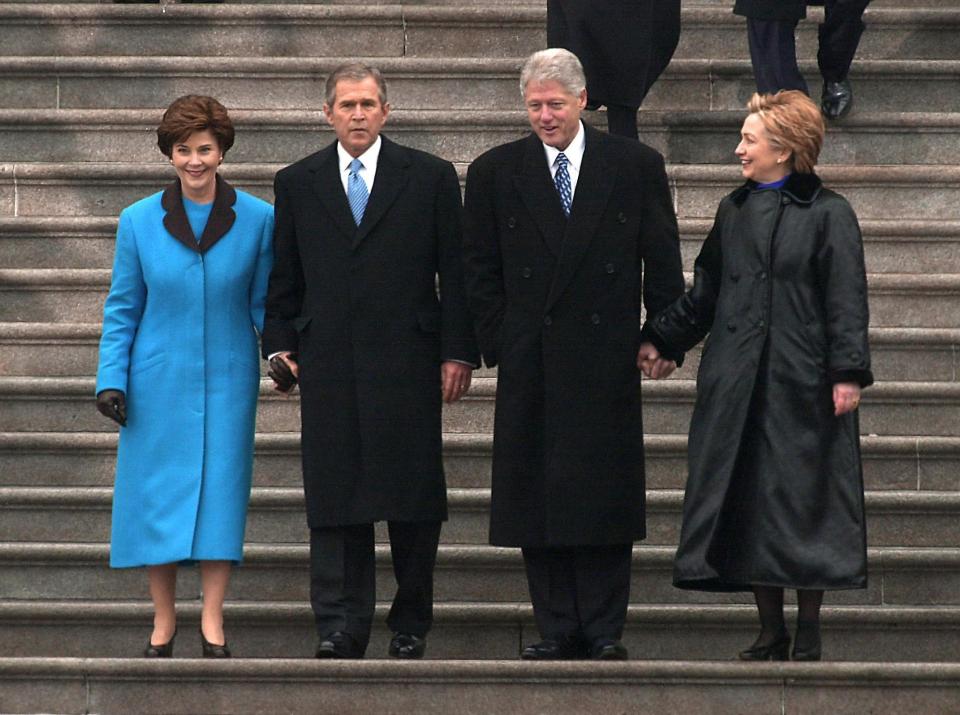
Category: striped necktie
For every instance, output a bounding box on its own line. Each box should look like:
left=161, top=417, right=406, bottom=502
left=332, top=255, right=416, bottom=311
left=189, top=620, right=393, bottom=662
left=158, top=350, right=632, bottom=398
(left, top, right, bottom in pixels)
left=554, top=152, right=572, bottom=218
left=347, top=158, right=368, bottom=226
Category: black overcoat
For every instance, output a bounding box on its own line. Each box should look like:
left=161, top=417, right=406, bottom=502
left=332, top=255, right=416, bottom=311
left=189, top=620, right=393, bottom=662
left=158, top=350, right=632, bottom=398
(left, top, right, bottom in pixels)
left=651, top=173, right=873, bottom=592
left=462, top=125, right=685, bottom=547
left=734, top=0, right=808, bottom=21
left=547, top=0, right=681, bottom=107
left=262, top=136, right=479, bottom=527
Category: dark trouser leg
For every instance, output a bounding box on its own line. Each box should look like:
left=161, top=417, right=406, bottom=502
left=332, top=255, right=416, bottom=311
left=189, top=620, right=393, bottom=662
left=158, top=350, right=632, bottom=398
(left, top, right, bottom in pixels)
left=573, top=544, right=633, bottom=643
left=385, top=520, right=442, bottom=637
left=643, top=0, right=682, bottom=100
left=818, top=0, right=871, bottom=82
left=751, top=585, right=787, bottom=645
left=746, top=18, right=808, bottom=95
left=606, top=105, right=640, bottom=140
left=522, top=547, right=581, bottom=642
left=309, top=524, right=376, bottom=652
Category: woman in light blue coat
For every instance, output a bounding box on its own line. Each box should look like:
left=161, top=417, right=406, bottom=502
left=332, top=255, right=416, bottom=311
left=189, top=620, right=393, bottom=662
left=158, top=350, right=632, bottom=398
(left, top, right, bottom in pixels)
left=96, top=95, right=273, bottom=658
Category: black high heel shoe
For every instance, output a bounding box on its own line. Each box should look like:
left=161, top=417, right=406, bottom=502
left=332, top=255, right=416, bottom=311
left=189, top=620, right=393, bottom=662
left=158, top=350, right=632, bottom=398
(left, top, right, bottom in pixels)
left=200, top=627, right=232, bottom=658
left=792, top=620, right=822, bottom=661
left=738, top=631, right=790, bottom=661
left=144, top=627, right=177, bottom=658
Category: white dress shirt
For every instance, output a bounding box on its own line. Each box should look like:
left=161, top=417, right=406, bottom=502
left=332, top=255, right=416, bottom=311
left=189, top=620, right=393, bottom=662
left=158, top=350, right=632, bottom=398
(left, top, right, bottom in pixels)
left=542, top=120, right=586, bottom=200
left=337, top=136, right=381, bottom=195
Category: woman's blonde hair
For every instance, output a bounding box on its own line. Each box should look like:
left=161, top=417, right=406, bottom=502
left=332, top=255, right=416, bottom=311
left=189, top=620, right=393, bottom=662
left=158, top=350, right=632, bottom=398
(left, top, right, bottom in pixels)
left=747, top=91, right=825, bottom=174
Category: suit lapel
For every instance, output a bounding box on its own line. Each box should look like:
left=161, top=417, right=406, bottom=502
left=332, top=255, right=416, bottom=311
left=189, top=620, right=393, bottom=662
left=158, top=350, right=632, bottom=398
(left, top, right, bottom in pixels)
left=545, top=125, right=618, bottom=312
left=308, top=142, right=358, bottom=240
left=353, top=135, right=409, bottom=249
left=514, top=134, right=567, bottom=257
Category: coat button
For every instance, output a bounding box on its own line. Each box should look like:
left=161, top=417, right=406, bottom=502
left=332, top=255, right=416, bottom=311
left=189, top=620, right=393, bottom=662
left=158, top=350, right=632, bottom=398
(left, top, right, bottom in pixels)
left=759, top=271, right=767, bottom=280
left=591, top=313, right=601, bottom=325
left=507, top=217, right=517, bottom=228
left=849, top=351, right=860, bottom=360
left=522, top=267, right=532, bottom=278
left=544, top=316, right=552, bottom=326
left=730, top=273, right=740, bottom=282
left=617, top=212, right=627, bottom=224
left=727, top=321, right=736, bottom=332
left=758, top=319, right=765, bottom=329
left=605, top=263, right=615, bottom=274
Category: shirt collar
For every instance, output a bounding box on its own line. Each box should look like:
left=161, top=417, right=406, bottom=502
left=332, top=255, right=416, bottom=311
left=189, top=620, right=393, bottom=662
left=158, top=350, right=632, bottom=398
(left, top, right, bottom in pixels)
left=337, top=135, right=382, bottom=174
left=542, top=121, right=586, bottom=171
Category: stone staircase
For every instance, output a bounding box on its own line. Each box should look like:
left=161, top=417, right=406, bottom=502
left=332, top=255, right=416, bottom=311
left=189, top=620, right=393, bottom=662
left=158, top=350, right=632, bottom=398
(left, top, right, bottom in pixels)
left=1, top=0, right=959, bottom=712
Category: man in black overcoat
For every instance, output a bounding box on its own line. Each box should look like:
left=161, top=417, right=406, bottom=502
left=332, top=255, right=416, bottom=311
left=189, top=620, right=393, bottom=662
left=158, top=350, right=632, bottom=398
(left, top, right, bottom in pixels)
left=262, top=63, right=479, bottom=660
left=735, top=0, right=872, bottom=119
left=547, top=0, right=681, bottom=139
left=462, top=48, right=685, bottom=660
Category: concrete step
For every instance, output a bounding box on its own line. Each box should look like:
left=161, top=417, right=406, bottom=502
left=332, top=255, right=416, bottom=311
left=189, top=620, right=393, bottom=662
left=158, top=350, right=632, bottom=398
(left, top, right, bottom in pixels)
left=2, top=108, right=959, bottom=166
left=1, top=658, right=959, bottom=715
left=4, top=163, right=957, bottom=223
left=2, top=600, right=960, bottom=663
left=1, top=486, right=957, bottom=548
left=4, top=56, right=960, bottom=114
left=2, top=266, right=957, bottom=328
left=6, top=216, right=958, bottom=274
left=0, top=6, right=955, bottom=61
left=3, top=322, right=956, bottom=383
left=1, top=541, right=958, bottom=606
left=2, top=375, right=958, bottom=437
left=2, top=431, right=957, bottom=493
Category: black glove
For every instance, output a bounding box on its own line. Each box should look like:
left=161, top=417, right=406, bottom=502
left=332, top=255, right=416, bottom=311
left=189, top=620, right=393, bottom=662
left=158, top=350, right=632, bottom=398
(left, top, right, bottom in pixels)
left=268, top=354, right=298, bottom=393
left=96, top=389, right=127, bottom=426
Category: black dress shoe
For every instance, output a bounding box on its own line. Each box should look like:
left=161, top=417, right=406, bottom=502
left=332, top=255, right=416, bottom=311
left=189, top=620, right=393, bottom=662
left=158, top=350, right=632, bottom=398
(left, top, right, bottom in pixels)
left=590, top=639, right=628, bottom=661
left=821, top=79, right=853, bottom=120
left=315, top=631, right=363, bottom=659
left=199, top=628, right=231, bottom=658
left=144, top=627, right=176, bottom=658
left=388, top=633, right=426, bottom=659
left=520, top=637, right=584, bottom=660
left=792, top=620, right=822, bottom=661
left=738, top=631, right=790, bottom=661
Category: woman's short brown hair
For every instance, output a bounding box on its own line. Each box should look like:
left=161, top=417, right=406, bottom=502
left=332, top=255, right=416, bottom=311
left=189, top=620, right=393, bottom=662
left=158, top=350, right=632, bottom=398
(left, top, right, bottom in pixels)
left=747, top=91, right=825, bottom=174
left=156, top=95, right=235, bottom=158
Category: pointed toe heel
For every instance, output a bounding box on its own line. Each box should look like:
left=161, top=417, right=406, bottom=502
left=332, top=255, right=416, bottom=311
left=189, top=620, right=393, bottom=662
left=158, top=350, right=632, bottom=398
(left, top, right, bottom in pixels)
left=144, top=627, right=177, bottom=658
left=738, top=633, right=790, bottom=661
left=200, top=628, right=232, bottom=658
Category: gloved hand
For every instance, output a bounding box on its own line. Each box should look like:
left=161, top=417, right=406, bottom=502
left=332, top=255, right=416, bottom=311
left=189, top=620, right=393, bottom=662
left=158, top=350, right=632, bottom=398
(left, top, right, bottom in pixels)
left=268, top=353, right=299, bottom=393
left=96, top=389, right=127, bottom=426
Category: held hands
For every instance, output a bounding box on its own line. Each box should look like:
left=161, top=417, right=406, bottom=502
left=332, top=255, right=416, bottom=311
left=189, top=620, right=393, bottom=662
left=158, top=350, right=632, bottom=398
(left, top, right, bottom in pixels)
left=637, top=341, right=676, bottom=380
left=442, top=361, right=472, bottom=404
left=268, top=352, right=299, bottom=394
left=96, top=389, right=127, bottom=426
left=833, top=381, right=862, bottom=416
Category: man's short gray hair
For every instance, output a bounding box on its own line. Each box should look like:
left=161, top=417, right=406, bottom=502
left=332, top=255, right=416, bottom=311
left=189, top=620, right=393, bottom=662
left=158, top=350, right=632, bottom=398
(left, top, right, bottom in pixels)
left=520, top=48, right=586, bottom=99
left=324, top=62, right=388, bottom=108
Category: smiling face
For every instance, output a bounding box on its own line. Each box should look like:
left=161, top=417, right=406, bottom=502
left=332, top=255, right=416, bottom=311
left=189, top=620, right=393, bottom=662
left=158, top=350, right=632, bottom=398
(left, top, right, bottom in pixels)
left=524, top=79, right=586, bottom=150
left=735, top=113, right=791, bottom=184
left=170, top=129, right=221, bottom=203
left=324, top=76, right=390, bottom=158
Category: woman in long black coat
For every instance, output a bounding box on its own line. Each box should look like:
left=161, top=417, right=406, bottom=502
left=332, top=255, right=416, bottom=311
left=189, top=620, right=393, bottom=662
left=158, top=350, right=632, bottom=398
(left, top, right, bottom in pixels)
left=649, top=90, right=873, bottom=661
left=547, top=0, right=681, bottom=139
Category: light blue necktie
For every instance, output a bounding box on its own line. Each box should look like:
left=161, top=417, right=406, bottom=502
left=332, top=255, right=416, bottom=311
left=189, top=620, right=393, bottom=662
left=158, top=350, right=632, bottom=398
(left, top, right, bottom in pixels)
left=554, top=152, right=572, bottom=218
left=347, top=158, right=368, bottom=226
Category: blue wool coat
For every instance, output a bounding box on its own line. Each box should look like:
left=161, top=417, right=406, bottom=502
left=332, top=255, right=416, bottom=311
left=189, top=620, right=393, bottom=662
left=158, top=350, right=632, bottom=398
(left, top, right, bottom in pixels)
left=96, top=177, right=273, bottom=568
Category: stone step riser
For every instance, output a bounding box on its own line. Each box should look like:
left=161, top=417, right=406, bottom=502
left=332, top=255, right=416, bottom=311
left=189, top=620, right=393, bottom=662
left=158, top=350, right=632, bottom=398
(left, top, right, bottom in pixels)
left=0, top=549, right=955, bottom=606
left=2, top=334, right=954, bottom=382
left=0, top=9, right=954, bottom=61
left=2, top=438, right=955, bottom=492
left=2, top=610, right=959, bottom=663
left=6, top=171, right=956, bottom=222
left=3, top=118, right=959, bottom=166
left=5, top=225, right=959, bottom=274
left=5, top=66, right=959, bottom=115
left=2, top=384, right=957, bottom=436
left=2, top=496, right=957, bottom=548
left=0, top=285, right=954, bottom=329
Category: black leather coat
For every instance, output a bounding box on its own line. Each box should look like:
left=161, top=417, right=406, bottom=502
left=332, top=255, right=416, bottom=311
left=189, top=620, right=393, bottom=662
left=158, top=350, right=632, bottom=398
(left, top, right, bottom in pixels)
left=651, top=173, right=873, bottom=591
